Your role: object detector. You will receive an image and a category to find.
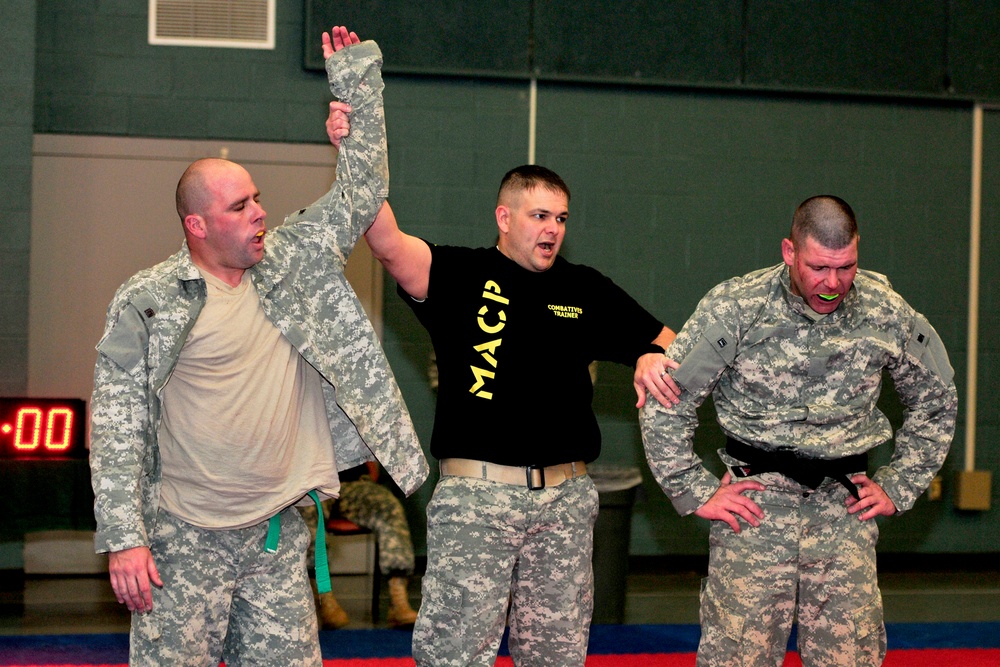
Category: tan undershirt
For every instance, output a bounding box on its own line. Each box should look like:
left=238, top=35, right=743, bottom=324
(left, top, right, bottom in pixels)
left=158, top=269, right=339, bottom=529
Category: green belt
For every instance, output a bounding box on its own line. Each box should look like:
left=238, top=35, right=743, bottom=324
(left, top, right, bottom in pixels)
left=264, top=490, right=330, bottom=594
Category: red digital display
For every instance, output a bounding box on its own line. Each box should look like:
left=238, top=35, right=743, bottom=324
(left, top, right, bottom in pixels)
left=0, top=398, right=86, bottom=459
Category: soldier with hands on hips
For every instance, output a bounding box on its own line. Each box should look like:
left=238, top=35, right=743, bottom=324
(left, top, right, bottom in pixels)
left=641, top=195, right=958, bottom=667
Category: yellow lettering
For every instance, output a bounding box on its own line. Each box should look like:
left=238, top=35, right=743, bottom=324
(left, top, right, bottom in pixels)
left=477, top=306, right=506, bottom=334
left=483, top=280, right=510, bottom=305
left=469, top=366, right=495, bottom=399
left=471, top=281, right=506, bottom=399
left=474, top=339, right=502, bottom=367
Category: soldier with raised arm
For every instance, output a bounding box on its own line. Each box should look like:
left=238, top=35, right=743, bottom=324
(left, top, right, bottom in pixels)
left=89, top=27, right=426, bottom=665
left=350, top=164, right=680, bottom=665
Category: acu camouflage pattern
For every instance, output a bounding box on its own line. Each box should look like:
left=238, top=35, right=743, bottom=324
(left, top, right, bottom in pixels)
left=89, top=40, right=428, bottom=555
left=131, top=507, right=320, bottom=666
left=412, top=476, right=599, bottom=667
left=641, top=263, right=957, bottom=517
left=699, top=472, right=885, bottom=667
left=640, top=263, right=956, bottom=667
left=339, top=477, right=415, bottom=574
left=300, top=476, right=415, bottom=576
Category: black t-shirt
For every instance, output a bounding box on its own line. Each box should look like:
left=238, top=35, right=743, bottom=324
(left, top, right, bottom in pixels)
left=400, top=244, right=663, bottom=466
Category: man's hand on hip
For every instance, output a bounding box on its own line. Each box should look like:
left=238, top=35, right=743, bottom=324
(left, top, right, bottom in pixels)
left=845, top=474, right=897, bottom=520
left=694, top=472, right=766, bottom=533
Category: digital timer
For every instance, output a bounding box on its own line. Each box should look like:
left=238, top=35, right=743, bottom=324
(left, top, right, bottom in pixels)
left=0, top=398, right=86, bottom=459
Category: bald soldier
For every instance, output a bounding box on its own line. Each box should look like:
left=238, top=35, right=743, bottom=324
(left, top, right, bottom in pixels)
left=640, top=196, right=957, bottom=667
left=89, top=27, right=426, bottom=665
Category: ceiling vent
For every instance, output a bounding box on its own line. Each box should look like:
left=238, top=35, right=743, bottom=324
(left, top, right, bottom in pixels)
left=149, top=0, right=275, bottom=49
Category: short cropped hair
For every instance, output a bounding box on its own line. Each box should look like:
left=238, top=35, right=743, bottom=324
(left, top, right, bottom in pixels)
left=791, top=195, right=858, bottom=249
left=497, top=164, right=571, bottom=206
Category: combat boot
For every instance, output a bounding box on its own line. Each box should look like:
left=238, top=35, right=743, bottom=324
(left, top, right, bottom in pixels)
left=316, top=590, right=350, bottom=629
left=386, top=576, right=418, bottom=628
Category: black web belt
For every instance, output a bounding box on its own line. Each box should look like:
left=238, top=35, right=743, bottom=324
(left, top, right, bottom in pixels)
left=726, top=437, right=867, bottom=500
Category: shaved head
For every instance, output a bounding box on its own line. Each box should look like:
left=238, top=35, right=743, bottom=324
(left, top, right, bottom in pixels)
left=176, top=158, right=235, bottom=222
left=790, top=195, right=858, bottom=249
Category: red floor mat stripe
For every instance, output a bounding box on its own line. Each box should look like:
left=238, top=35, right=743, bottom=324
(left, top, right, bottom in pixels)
left=312, top=649, right=1000, bottom=666
left=9, top=650, right=1000, bottom=667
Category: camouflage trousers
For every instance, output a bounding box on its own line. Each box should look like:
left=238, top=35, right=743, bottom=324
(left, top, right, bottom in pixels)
left=130, top=506, right=321, bottom=667
left=698, top=469, right=886, bottom=667
left=299, top=478, right=415, bottom=576
left=412, top=474, right=599, bottom=667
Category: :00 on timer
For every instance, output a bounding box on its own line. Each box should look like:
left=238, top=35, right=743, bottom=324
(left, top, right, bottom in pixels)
left=0, top=398, right=86, bottom=458
left=11, top=407, right=75, bottom=452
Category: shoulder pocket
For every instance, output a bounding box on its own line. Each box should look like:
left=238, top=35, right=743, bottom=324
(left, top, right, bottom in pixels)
left=905, top=314, right=954, bottom=384
left=96, top=292, right=158, bottom=377
left=672, top=322, right=737, bottom=396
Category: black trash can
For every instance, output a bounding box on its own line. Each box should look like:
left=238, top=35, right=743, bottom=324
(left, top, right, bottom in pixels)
left=589, top=464, right=643, bottom=624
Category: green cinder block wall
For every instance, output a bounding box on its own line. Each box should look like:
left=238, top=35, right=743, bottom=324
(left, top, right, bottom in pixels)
left=20, top=1, right=997, bottom=556
left=0, top=0, right=36, bottom=396
left=33, top=2, right=334, bottom=143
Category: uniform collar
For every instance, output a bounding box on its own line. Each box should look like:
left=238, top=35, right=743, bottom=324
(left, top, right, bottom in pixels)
left=175, top=241, right=205, bottom=283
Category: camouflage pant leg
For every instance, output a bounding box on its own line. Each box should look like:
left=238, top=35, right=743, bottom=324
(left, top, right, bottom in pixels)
left=411, top=475, right=598, bottom=667
left=131, top=507, right=321, bottom=667
left=796, top=480, right=884, bottom=667
left=507, top=475, right=599, bottom=667
left=340, top=479, right=416, bottom=576
left=697, top=473, right=884, bottom=667
left=697, top=474, right=799, bottom=667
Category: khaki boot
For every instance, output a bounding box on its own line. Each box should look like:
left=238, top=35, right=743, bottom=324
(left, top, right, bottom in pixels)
left=386, top=576, right=418, bottom=628
left=315, top=588, right=350, bottom=629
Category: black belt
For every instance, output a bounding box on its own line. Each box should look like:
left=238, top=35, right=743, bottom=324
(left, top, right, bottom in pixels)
left=726, top=437, right=867, bottom=500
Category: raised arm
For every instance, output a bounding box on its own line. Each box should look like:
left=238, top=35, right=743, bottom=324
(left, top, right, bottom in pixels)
left=322, top=28, right=358, bottom=150
left=320, top=29, right=431, bottom=299
left=323, top=24, right=360, bottom=57
left=366, top=201, right=432, bottom=300
left=285, top=25, right=389, bottom=262
left=316, top=23, right=430, bottom=302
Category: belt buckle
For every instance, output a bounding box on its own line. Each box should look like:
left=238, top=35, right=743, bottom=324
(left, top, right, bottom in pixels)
left=526, top=465, right=545, bottom=490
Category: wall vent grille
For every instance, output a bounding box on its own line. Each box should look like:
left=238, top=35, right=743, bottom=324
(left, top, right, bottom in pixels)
left=149, top=0, right=275, bottom=50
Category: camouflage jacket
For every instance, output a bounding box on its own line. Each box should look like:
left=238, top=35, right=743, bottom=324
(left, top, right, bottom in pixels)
left=641, top=263, right=957, bottom=517
left=89, top=42, right=428, bottom=554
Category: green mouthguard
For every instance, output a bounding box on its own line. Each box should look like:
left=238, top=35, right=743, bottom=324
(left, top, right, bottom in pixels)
left=818, top=293, right=840, bottom=302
